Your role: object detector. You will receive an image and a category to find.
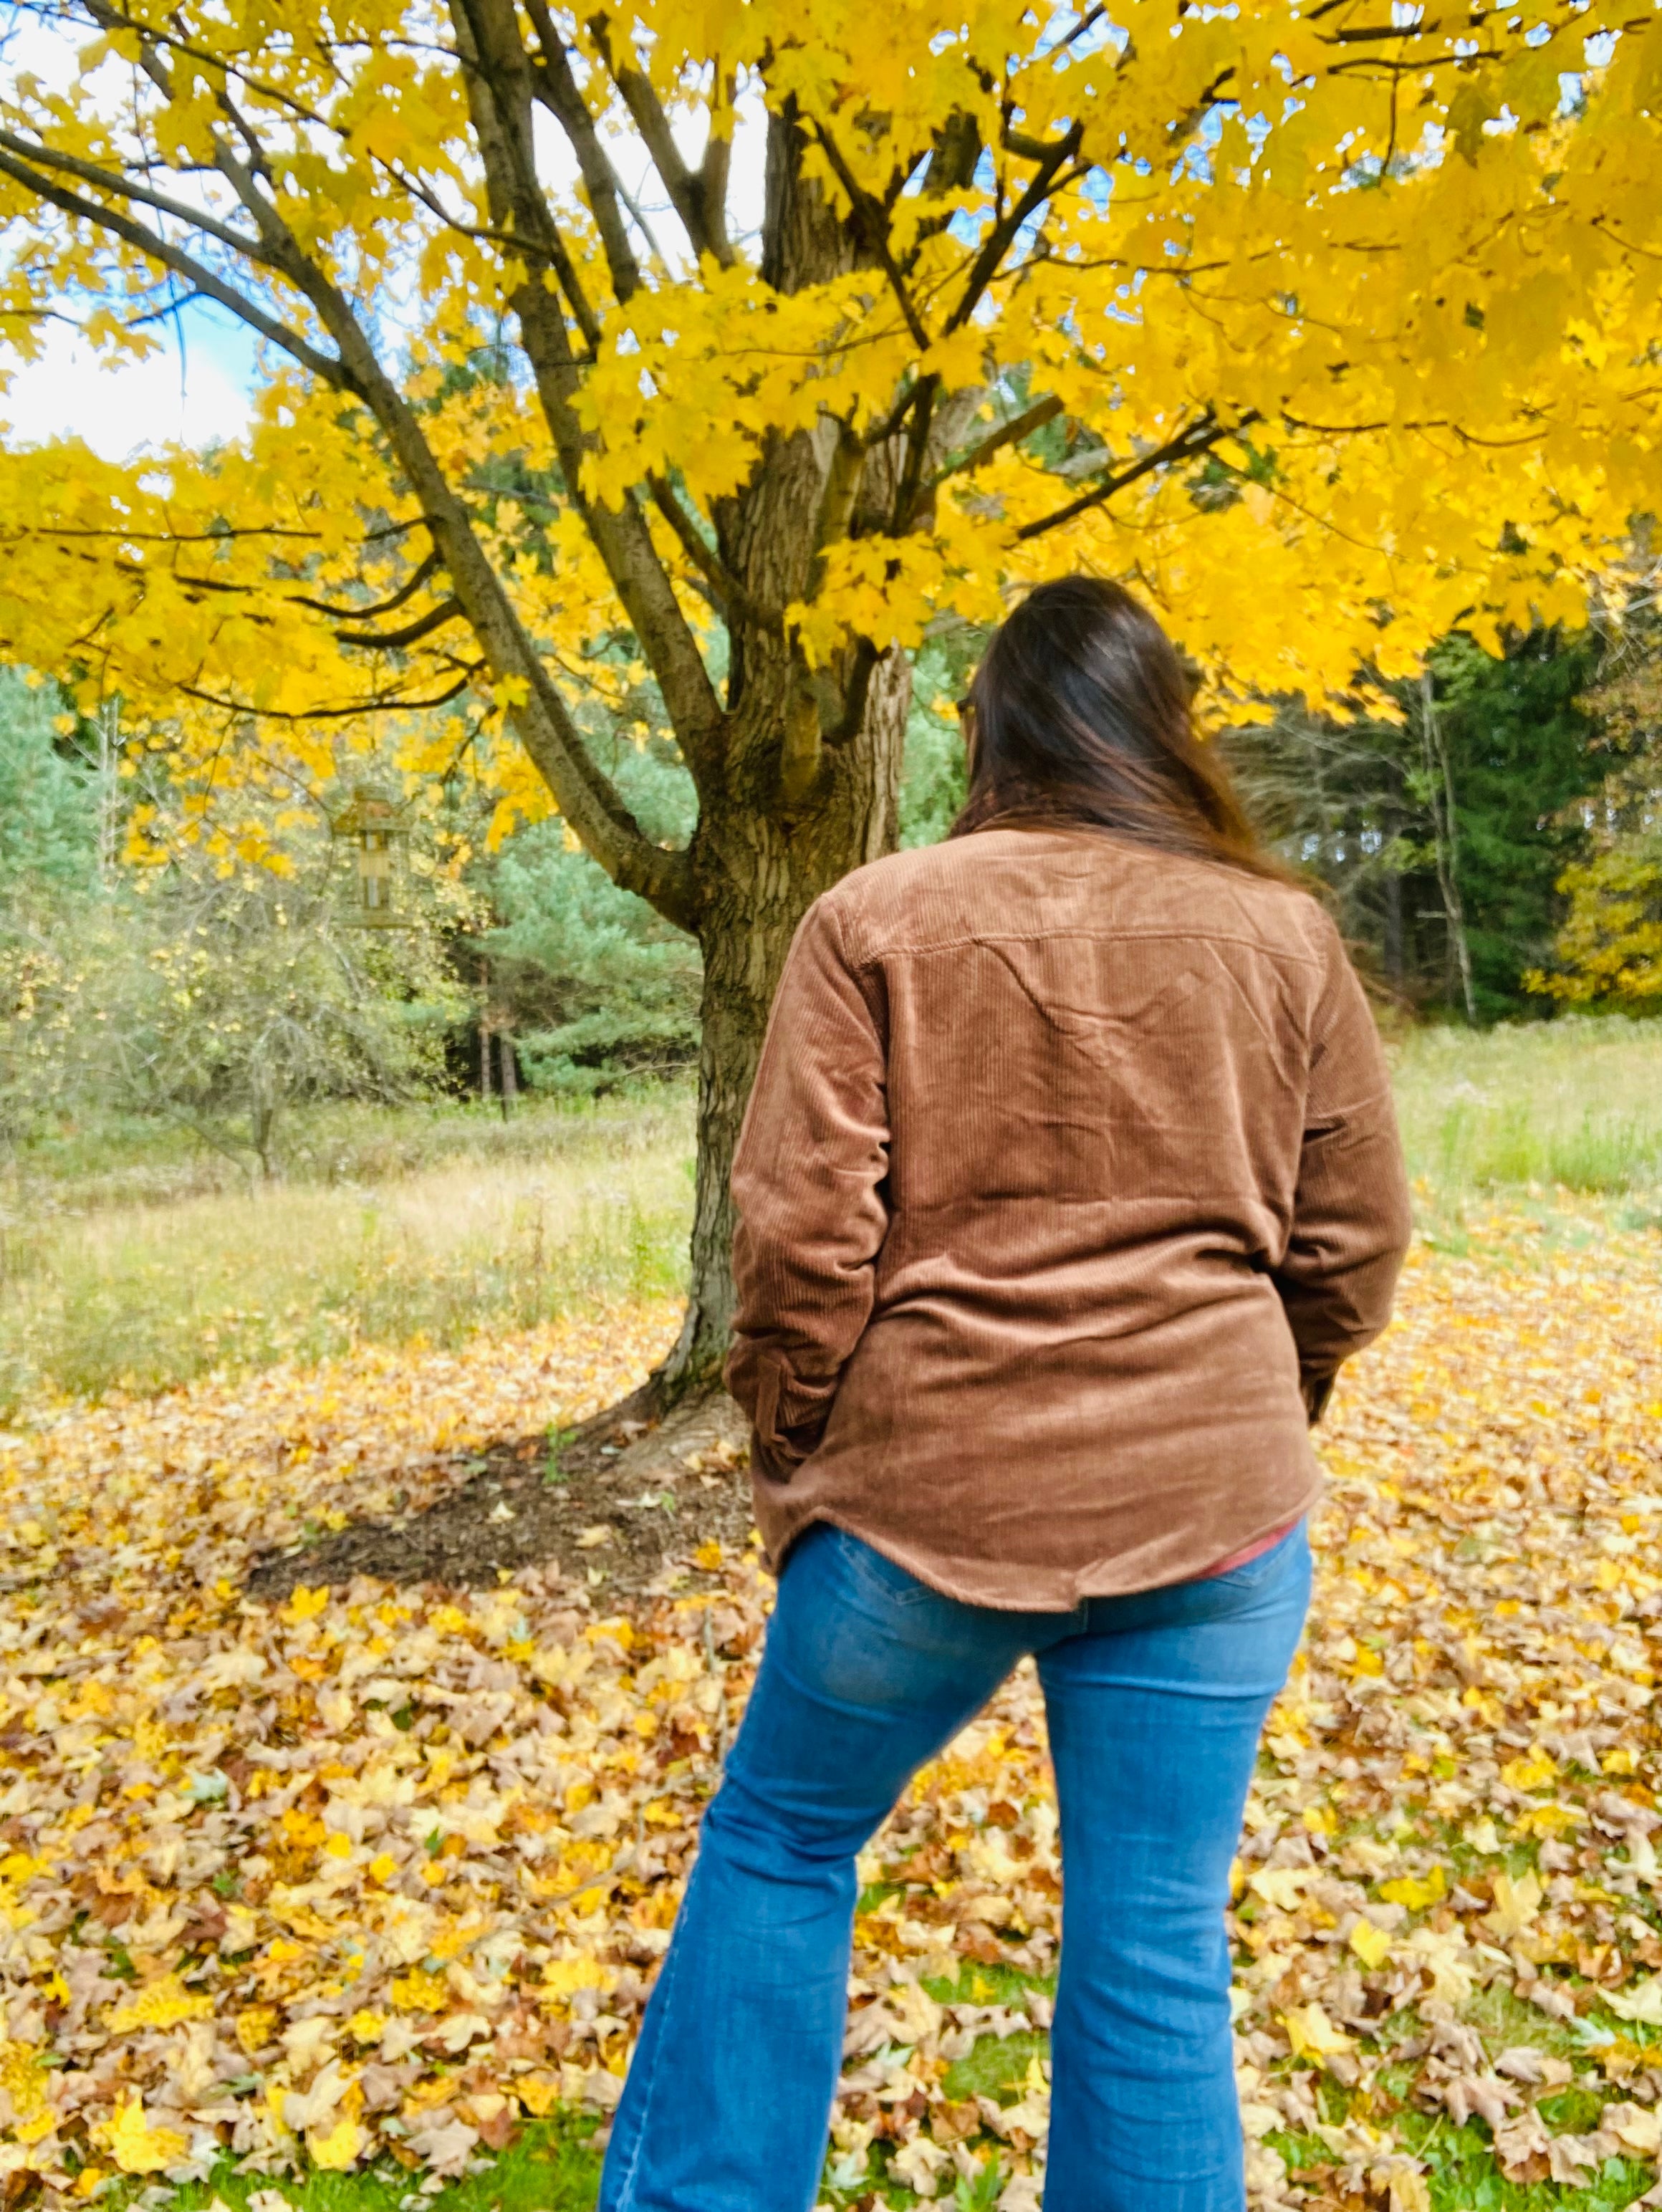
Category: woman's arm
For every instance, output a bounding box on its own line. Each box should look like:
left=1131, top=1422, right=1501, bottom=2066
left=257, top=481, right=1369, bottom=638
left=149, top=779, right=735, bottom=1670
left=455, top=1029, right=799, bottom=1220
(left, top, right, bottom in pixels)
left=1274, top=913, right=1414, bottom=1420
left=724, top=895, right=891, bottom=1475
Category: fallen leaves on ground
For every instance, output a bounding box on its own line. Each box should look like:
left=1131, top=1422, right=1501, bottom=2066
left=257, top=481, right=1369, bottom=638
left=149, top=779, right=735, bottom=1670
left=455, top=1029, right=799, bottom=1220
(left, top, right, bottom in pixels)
left=1, top=1219, right=1661, bottom=2211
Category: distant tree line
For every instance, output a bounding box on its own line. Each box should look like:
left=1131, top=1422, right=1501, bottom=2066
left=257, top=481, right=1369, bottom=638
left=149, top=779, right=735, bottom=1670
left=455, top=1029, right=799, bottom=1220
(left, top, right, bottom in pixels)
left=3, top=597, right=1656, bottom=1177
left=1219, top=569, right=1660, bottom=1021
left=1221, top=629, right=1597, bottom=1021
left=0, top=637, right=969, bottom=1168
left=0, top=672, right=466, bottom=1176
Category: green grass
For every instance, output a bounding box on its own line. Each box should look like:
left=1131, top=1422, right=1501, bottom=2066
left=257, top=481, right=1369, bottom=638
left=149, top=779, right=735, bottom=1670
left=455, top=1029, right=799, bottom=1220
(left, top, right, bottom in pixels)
left=0, top=1090, right=693, bottom=1414
left=941, top=2027, right=1049, bottom=2105
left=1390, top=1016, right=1662, bottom=1216
left=1271, top=2117, right=1657, bottom=2210
left=5, top=1083, right=697, bottom=1205
left=113, top=2118, right=603, bottom=2212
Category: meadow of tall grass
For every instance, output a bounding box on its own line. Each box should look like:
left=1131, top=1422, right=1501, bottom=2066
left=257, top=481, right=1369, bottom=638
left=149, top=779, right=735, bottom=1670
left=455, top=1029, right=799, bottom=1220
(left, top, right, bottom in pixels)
left=2, top=1016, right=1658, bottom=1415
left=0, top=1092, right=694, bottom=1414
left=1390, top=1015, right=1662, bottom=1217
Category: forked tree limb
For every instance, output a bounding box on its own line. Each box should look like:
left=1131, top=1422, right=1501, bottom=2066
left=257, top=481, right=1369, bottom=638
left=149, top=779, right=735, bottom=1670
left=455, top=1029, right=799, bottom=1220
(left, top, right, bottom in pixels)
left=520, top=0, right=645, bottom=301
left=583, top=11, right=735, bottom=267
left=448, top=0, right=729, bottom=784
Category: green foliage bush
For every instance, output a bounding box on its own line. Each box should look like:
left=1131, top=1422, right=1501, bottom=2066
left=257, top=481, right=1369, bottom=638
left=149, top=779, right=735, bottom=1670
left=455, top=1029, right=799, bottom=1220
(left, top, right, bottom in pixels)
left=479, top=736, right=702, bottom=1095
left=0, top=668, right=100, bottom=901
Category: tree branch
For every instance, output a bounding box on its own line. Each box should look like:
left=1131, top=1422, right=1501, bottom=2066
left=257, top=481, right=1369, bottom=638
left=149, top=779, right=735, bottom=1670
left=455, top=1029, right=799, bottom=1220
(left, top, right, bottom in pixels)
left=447, top=0, right=726, bottom=782
left=946, top=125, right=1083, bottom=335
left=0, top=127, right=261, bottom=259
left=9, top=522, right=360, bottom=545
left=891, top=373, right=941, bottom=532
left=335, top=597, right=465, bottom=650
left=84, top=0, right=341, bottom=138
left=812, top=123, right=933, bottom=350
left=647, top=475, right=783, bottom=630
left=289, top=548, right=443, bottom=621
left=177, top=673, right=479, bottom=719
left=863, top=375, right=931, bottom=452
left=371, top=153, right=601, bottom=353
left=584, top=13, right=733, bottom=266
left=520, top=0, right=642, bottom=300
left=932, top=393, right=1064, bottom=483
left=702, top=71, right=736, bottom=257
left=51, top=9, right=694, bottom=928
left=1015, top=410, right=1250, bottom=539
left=0, top=145, right=355, bottom=395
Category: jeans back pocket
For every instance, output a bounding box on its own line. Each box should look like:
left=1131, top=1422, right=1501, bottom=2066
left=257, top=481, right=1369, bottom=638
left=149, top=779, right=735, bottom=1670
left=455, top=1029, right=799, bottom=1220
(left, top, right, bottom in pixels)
left=835, top=1526, right=938, bottom=1610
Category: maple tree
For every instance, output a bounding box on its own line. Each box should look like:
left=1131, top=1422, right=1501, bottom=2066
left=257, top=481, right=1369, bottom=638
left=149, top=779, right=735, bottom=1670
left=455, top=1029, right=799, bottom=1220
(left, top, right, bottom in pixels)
left=1, top=0, right=1659, bottom=1385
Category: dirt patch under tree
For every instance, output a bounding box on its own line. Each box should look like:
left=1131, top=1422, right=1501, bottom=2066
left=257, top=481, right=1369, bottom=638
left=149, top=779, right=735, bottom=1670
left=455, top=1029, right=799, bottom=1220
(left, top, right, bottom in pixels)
left=246, top=1390, right=756, bottom=1603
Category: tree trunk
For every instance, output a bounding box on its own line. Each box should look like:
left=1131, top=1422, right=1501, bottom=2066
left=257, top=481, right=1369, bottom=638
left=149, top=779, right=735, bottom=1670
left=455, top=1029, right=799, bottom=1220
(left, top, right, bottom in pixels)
left=1382, top=860, right=1405, bottom=989
left=1419, top=670, right=1478, bottom=1024
left=1381, top=808, right=1406, bottom=988
left=642, top=105, right=925, bottom=1400
left=661, top=646, right=911, bottom=1393
left=554, top=104, right=931, bottom=1418
left=252, top=1100, right=279, bottom=1180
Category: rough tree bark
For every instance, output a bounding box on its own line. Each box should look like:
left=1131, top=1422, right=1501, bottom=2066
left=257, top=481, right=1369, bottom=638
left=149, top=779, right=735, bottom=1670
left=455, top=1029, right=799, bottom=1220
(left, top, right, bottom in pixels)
left=671, top=648, right=910, bottom=1385
left=656, top=109, right=922, bottom=1390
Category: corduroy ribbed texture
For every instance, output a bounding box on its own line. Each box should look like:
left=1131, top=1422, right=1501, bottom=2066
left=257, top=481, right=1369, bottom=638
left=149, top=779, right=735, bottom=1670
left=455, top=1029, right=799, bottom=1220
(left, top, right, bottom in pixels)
left=724, top=825, right=1413, bottom=1610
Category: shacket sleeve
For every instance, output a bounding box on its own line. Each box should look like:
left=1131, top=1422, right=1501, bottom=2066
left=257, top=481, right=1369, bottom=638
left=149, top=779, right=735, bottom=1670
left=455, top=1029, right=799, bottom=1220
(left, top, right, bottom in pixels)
left=1274, top=911, right=1414, bottom=1422
left=724, top=894, right=890, bottom=1475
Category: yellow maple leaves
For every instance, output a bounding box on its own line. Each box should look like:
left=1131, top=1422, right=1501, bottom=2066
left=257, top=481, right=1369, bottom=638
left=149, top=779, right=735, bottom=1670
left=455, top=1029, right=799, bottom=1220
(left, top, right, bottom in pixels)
left=390, top=1968, right=451, bottom=2014
left=0, top=0, right=1656, bottom=859
left=1281, top=2001, right=1352, bottom=2060
left=102, top=2100, right=186, bottom=2176
left=1482, top=1870, right=1545, bottom=1944
left=0, top=2043, right=48, bottom=2127
left=1499, top=1743, right=1561, bottom=1792
left=0, top=1208, right=1660, bottom=2203
left=1377, top=1865, right=1447, bottom=1913
left=235, top=2007, right=277, bottom=2054
left=307, top=2113, right=368, bottom=2170
left=1347, top=1918, right=1392, bottom=1971
left=105, top=1975, right=214, bottom=2032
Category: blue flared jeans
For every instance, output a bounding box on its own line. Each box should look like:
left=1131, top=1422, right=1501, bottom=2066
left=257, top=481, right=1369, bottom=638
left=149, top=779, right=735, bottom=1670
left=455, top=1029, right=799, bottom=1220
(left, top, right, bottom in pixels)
left=598, top=1519, right=1311, bottom=2212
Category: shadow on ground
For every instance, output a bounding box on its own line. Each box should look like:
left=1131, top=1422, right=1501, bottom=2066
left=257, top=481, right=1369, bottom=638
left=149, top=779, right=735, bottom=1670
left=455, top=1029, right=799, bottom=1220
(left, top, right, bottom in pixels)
left=246, top=1392, right=756, bottom=1599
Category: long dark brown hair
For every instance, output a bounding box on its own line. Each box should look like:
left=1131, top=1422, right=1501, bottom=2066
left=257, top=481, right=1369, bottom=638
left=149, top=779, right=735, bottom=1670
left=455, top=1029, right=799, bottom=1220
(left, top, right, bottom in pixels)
left=951, top=576, right=1284, bottom=880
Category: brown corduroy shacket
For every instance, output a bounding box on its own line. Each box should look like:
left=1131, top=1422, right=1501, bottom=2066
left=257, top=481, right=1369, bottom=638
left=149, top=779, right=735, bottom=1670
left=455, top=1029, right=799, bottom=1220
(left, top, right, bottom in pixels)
left=724, top=825, right=1413, bottom=1610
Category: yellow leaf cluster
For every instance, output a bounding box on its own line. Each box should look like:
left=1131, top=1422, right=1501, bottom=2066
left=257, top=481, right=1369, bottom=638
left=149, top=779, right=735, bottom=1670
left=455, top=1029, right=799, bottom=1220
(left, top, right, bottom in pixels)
left=0, top=0, right=1655, bottom=843
left=105, top=1974, right=214, bottom=2032
left=103, top=2100, right=187, bottom=2176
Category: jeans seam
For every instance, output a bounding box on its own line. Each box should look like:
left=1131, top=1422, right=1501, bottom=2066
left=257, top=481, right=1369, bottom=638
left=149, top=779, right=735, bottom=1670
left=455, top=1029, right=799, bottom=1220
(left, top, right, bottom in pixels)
left=605, top=1886, right=691, bottom=2212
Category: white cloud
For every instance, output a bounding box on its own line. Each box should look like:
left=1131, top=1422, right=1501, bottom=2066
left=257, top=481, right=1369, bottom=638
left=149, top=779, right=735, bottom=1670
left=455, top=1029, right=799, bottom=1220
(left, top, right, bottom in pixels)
left=0, top=322, right=254, bottom=459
